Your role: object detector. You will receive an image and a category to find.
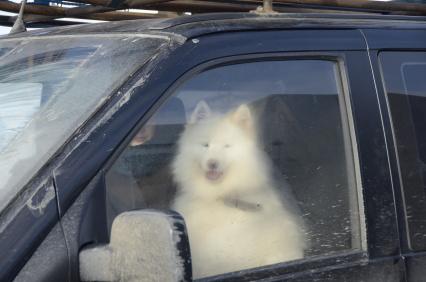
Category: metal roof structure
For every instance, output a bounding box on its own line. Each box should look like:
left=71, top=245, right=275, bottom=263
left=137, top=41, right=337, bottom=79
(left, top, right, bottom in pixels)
left=0, top=0, right=426, bottom=29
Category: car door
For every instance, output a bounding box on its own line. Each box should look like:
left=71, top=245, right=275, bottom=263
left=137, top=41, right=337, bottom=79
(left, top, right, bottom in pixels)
left=53, top=28, right=403, bottom=281
left=363, top=28, right=426, bottom=282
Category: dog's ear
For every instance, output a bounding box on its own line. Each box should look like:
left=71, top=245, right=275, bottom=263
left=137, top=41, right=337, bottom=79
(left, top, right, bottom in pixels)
left=231, top=104, right=254, bottom=134
left=189, top=100, right=211, bottom=124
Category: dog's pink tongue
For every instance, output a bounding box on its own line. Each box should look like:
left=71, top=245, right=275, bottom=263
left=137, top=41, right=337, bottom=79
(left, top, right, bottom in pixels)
left=206, top=170, right=222, bottom=181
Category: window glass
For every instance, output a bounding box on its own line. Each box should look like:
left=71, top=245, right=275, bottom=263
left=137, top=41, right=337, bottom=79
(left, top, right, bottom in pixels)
left=0, top=83, right=42, bottom=151
left=106, top=59, right=362, bottom=278
left=0, top=35, right=169, bottom=211
left=0, top=48, right=12, bottom=58
left=380, top=52, right=426, bottom=250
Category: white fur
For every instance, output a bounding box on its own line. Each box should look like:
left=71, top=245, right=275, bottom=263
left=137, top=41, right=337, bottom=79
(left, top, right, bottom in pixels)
left=172, top=102, right=306, bottom=278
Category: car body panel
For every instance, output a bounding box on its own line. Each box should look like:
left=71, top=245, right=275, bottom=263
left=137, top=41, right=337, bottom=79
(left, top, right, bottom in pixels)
left=0, top=12, right=425, bottom=281
left=362, top=29, right=426, bottom=282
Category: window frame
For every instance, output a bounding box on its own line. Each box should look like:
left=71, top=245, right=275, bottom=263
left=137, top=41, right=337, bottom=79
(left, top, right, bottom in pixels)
left=364, top=29, right=426, bottom=280
left=103, top=52, right=367, bottom=281
left=378, top=51, right=426, bottom=252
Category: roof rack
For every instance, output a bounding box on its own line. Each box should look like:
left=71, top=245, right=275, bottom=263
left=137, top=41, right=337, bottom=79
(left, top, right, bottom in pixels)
left=1, top=0, right=426, bottom=28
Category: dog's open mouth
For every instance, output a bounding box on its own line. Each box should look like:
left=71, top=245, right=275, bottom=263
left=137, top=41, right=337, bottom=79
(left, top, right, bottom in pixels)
left=206, top=170, right=223, bottom=181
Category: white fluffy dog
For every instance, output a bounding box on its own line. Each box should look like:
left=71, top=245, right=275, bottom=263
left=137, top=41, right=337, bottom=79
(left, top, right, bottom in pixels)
left=171, top=101, right=306, bottom=278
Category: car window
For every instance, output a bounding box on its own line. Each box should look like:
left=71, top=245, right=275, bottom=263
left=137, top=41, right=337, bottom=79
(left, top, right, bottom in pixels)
left=380, top=52, right=426, bottom=251
left=0, top=48, right=12, bottom=58
left=0, top=35, right=170, bottom=211
left=0, top=83, right=42, bottom=151
left=105, top=59, right=363, bottom=279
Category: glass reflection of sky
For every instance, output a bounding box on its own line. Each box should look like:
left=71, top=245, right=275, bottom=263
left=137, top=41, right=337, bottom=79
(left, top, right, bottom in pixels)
left=381, top=52, right=426, bottom=97
left=176, top=60, right=340, bottom=114
left=181, top=60, right=338, bottom=95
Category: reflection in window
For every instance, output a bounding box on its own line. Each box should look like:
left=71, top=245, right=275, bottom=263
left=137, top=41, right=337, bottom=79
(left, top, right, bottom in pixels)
left=106, top=59, right=361, bottom=278
left=0, top=48, right=95, bottom=153
left=0, top=35, right=167, bottom=211
left=380, top=52, right=426, bottom=250
left=0, top=48, right=12, bottom=58
left=0, top=83, right=42, bottom=152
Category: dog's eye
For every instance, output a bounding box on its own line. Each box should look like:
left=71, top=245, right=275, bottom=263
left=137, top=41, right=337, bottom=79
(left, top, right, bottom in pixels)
left=202, top=143, right=209, bottom=148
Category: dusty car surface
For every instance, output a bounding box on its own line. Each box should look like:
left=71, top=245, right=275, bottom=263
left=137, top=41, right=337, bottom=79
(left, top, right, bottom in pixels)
left=0, top=11, right=426, bottom=282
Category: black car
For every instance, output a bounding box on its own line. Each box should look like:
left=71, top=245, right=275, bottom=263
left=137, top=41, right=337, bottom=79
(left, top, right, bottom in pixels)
left=1, top=11, right=426, bottom=282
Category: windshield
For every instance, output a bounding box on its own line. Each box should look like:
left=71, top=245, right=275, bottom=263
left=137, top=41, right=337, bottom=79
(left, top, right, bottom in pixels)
left=0, top=34, right=170, bottom=211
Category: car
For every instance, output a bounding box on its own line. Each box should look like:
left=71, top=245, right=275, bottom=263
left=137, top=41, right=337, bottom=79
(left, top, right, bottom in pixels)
left=0, top=10, right=426, bottom=282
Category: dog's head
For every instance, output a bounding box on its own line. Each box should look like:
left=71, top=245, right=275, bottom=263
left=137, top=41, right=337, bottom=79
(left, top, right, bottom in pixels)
left=180, top=101, right=257, bottom=184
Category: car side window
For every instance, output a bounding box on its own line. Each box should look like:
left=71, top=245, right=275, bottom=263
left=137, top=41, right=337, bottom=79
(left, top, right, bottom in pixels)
left=380, top=52, right=426, bottom=251
left=105, top=59, right=363, bottom=279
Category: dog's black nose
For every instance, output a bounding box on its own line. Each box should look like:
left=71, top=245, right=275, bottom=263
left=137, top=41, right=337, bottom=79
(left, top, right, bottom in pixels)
left=207, top=160, right=218, bottom=170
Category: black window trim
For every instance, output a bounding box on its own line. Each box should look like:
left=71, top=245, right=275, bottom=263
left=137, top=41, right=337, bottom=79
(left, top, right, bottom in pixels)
left=377, top=50, right=426, bottom=253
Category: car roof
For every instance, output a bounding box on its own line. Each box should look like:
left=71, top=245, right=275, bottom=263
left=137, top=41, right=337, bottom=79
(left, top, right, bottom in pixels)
left=3, top=12, right=426, bottom=39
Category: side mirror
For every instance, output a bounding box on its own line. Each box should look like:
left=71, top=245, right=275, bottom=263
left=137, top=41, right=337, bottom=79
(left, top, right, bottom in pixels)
left=79, top=210, right=192, bottom=282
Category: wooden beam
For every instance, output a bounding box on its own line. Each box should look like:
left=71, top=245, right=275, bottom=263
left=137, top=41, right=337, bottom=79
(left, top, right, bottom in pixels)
left=0, top=0, right=339, bottom=17
left=63, top=0, right=426, bottom=15
left=20, top=10, right=169, bottom=21
left=1, top=0, right=425, bottom=22
left=68, top=0, right=174, bottom=8
left=0, top=1, right=175, bottom=21
left=272, top=0, right=426, bottom=14
left=39, top=0, right=263, bottom=12
left=0, top=15, right=82, bottom=27
left=140, top=1, right=260, bottom=12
